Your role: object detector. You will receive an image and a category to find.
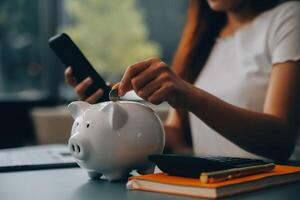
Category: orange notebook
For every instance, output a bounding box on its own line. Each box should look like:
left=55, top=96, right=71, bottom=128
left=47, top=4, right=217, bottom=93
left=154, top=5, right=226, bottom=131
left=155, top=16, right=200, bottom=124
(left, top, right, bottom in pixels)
left=127, top=165, right=300, bottom=199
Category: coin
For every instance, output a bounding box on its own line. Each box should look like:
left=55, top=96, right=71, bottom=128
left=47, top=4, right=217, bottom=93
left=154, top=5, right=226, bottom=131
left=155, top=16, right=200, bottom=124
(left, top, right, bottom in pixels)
left=109, top=88, right=120, bottom=102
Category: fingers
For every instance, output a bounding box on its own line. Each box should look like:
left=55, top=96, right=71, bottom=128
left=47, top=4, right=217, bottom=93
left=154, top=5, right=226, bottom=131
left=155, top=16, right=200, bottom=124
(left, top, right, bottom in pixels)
left=115, top=57, right=173, bottom=105
left=75, top=78, right=104, bottom=103
left=118, top=58, right=160, bottom=96
left=85, top=89, right=104, bottom=104
left=136, top=74, right=168, bottom=100
left=131, top=61, right=167, bottom=92
left=65, top=66, right=106, bottom=103
left=147, top=84, right=172, bottom=105
left=112, top=82, right=120, bottom=90
left=65, top=67, right=77, bottom=87
left=74, top=77, right=93, bottom=100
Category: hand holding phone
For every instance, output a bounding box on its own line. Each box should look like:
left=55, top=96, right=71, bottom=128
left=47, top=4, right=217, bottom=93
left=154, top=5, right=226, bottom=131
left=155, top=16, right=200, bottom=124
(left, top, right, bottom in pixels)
left=65, top=67, right=106, bottom=103
left=49, top=33, right=110, bottom=102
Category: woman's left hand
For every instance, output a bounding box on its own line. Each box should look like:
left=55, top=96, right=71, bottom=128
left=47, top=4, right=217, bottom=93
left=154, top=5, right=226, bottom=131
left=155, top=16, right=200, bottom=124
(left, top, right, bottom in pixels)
left=113, top=58, right=193, bottom=108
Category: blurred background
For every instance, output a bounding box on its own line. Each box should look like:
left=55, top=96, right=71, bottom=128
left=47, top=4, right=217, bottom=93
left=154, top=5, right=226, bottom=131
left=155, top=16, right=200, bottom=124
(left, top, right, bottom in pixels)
left=0, top=0, right=188, bottom=148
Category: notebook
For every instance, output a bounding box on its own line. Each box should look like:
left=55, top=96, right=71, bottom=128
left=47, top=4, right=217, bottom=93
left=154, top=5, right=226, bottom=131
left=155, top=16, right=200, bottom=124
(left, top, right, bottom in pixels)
left=127, top=165, right=300, bottom=199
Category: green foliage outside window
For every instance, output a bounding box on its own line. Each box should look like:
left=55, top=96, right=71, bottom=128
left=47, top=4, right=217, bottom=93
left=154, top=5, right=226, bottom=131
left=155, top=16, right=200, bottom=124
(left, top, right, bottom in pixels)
left=62, top=0, right=161, bottom=80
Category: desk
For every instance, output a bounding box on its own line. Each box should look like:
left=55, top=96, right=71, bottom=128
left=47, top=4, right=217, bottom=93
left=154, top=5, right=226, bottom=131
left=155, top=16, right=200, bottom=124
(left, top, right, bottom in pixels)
left=0, top=168, right=300, bottom=200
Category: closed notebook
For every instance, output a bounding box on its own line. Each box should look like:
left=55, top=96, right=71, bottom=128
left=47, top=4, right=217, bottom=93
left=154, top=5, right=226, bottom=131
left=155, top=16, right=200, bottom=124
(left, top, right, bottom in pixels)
left=127, top=165, right=300, bottom=199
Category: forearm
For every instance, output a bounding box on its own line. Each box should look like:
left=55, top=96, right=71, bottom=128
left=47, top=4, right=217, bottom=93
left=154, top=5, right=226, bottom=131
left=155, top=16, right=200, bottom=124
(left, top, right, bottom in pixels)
left=184, top=86, right=297, bottom=161
left=163, top=125, right=193, bottom=154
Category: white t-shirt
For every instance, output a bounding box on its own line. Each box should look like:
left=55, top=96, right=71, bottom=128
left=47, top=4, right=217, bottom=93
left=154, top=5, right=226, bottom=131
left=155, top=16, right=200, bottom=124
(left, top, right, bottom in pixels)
left=190, top=1, right=300, bottom=159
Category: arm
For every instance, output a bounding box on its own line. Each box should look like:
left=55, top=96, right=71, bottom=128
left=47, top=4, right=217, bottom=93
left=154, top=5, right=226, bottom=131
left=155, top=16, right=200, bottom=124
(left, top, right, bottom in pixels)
left=115, top=58, right=300, bottom=161
left=184, top=61, right=300, bottom=161
left=164, top=108, right=192, bottom=153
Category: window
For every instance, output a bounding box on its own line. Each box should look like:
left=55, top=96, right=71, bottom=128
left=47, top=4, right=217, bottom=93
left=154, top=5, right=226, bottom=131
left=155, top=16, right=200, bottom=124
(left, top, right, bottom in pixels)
left=0, top=0, right=187, bottom=101
left=0, top=0, right=61, bottom=99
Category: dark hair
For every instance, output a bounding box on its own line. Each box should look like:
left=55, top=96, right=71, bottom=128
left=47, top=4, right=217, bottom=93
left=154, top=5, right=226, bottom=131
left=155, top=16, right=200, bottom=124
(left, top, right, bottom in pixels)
left=171, top=0, right=280, bottom=147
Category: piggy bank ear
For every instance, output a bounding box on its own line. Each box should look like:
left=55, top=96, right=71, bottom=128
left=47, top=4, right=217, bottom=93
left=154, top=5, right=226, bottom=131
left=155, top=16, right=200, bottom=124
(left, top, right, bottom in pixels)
left=101, top=103, right=128, bottom=131
left=68, top=101, right=90, bottom=119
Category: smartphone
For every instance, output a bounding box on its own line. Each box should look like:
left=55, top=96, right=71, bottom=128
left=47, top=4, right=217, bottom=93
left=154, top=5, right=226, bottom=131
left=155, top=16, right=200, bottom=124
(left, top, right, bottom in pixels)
left=48, top=33, right=110, bottom=102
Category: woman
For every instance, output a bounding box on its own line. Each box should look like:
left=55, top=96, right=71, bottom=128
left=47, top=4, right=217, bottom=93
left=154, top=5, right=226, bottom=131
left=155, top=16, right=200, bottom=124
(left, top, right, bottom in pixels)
left=65, top=0, right=300, bottom=161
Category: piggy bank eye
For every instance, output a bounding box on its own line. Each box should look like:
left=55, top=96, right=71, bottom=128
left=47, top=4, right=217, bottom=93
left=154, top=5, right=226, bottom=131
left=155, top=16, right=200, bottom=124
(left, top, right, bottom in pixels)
left=76, top=122, right=79, bottom=127
left=86, top=123, right=90, bottom=128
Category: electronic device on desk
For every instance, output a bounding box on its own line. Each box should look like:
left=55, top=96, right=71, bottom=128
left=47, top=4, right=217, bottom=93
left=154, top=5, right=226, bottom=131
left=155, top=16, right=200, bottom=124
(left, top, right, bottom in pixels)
left=0, top=144, right=78, bottom=172
left=149, top=154, right=275, bottom=182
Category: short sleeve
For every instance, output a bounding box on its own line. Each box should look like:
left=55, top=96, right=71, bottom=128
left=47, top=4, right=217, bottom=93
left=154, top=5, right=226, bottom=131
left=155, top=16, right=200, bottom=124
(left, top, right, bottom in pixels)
left=268, top=2, right=300, bottom=64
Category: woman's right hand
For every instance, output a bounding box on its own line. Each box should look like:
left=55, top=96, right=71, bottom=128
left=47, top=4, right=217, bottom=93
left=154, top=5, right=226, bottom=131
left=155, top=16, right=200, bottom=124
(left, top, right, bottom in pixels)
left=64, top=66, right=105, bottom=104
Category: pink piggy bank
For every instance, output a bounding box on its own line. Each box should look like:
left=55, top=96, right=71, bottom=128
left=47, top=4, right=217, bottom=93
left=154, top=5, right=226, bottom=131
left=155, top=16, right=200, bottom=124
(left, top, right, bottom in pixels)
left=68, top=101, right=165, bottom=181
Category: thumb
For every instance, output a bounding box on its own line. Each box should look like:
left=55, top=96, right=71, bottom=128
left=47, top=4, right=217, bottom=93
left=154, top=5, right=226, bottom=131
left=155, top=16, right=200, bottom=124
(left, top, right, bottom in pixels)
left=112, top=82, right=123, bottom=96
left=112, top=82, right=133, bottom=96
left=112, top=82, right=120, bottom=90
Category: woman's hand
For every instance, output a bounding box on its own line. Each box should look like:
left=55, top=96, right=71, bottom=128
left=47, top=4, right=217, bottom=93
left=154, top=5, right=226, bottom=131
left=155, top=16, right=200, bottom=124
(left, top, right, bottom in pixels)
left=114, top=58, right=194, bottom=108
left=64, top=67, right=107, bottom=104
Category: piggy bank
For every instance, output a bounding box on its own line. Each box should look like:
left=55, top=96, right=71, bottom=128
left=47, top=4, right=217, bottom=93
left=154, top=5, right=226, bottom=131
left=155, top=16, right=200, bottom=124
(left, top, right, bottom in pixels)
left=67, top=101, right=165, bottom=181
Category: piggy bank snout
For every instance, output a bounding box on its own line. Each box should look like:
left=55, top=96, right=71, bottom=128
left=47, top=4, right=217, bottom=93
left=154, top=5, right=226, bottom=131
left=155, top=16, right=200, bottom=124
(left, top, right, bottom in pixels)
left=69, top=134, right=89, bottom=161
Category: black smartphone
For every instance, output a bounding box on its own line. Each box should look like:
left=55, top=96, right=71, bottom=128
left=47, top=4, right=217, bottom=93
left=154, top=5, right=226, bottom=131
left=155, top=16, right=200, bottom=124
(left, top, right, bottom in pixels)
left=48, top=33, right=110, bottom=102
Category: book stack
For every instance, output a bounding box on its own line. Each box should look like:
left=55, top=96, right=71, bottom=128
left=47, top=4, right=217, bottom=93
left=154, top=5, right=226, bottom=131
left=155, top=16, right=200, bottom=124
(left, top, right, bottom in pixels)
left=127, top=165, right=300, bottom=198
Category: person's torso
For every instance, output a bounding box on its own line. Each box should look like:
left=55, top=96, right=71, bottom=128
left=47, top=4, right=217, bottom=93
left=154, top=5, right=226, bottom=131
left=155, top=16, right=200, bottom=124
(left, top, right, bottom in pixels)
left=189, top=3, right=290, bottom=159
